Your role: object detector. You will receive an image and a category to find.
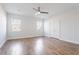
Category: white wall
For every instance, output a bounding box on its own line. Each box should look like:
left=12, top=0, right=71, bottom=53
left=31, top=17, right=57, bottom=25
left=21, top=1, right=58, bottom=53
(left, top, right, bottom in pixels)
left=59, top=9, right=79, bottom=44
left=7, top=14, right=44, bottom=39
left=0, top=5, right=7, bottom=48
left=45, top=7, right=79, bottom=44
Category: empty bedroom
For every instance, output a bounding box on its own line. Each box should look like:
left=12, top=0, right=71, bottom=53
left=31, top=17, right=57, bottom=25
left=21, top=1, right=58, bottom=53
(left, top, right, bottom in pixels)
left=0, top=3, right=79, bottom=55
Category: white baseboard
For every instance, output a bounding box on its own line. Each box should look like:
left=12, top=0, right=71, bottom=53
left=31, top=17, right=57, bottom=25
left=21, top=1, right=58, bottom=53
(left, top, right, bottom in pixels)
left=46, top=35, right=79, bottom=45
left=0, top=39, right=6, bottom=48
left=59, top=37, right=79, bottom=45
left=8, top=35, right=43, bottom=40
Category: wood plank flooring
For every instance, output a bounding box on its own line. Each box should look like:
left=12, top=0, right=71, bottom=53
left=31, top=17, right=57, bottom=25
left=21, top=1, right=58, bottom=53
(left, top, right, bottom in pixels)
left=0, top=36, right=79, bottom=55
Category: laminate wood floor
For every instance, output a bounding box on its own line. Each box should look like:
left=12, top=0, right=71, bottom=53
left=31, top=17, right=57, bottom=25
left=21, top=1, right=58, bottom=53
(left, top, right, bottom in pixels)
left=0, top=36, right=79, bottom=55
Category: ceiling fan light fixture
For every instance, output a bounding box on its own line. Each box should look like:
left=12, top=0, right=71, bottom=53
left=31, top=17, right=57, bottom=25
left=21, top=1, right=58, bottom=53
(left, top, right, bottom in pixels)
left=35, top=12, right=40, bottom=15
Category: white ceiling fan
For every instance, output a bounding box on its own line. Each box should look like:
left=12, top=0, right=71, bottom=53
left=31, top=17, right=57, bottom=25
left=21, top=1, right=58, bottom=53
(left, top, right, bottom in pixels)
left=33, top=7, right=48, bottom=15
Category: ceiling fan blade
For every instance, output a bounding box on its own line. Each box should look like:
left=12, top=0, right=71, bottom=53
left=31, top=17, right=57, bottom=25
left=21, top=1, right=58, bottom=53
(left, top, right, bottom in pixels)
left=33, top=8, right=38, bottom=11
left=40, top=12, right=48, bottom=14
left=38, top=7, right=40, bottom=12
left=33, top=7, right=48, bottom=14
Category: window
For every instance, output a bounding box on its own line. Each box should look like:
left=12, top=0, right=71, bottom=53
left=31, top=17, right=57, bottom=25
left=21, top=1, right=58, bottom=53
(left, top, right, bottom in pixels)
left=11, top=19, right=21, bottom=32
left=36, top=21, right=42, bottom=30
